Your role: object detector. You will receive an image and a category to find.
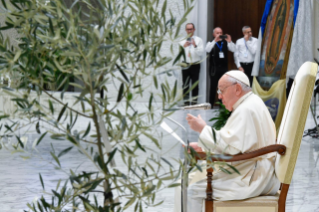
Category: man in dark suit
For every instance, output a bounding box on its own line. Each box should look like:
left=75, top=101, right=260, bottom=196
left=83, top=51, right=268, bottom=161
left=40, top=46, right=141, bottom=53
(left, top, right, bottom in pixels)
left=206, top=27, right=235, bottom=106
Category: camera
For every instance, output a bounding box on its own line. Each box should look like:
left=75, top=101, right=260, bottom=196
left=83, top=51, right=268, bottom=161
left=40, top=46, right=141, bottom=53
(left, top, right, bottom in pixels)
left=219, top=35, right=227, bottom=39
left=187, top=37, right=192, bottom=42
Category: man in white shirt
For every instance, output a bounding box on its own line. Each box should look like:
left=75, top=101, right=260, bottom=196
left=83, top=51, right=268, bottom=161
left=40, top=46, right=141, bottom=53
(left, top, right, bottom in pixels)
left=179, top=23, right=204, bottom=105
left=234, top=26, right=258, bottom=85
left=174, top=71, right=279, bottom=212
left=205, top=27, right=236, bottom=106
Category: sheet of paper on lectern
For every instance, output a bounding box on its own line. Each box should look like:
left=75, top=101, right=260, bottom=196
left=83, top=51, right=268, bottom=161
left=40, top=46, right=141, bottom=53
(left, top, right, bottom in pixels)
left=160, top=121, right=186, bottom=146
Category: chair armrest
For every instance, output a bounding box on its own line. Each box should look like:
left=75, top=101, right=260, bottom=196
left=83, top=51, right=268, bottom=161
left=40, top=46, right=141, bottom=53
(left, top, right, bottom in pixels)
left=195, top=144, right=286, bottom=162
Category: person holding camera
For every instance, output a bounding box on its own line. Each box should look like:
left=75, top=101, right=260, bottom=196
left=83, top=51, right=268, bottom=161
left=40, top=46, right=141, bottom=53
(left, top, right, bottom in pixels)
left=205, top=27, right=236, bottom=106
left=178, top=23, right=204, bottom=105
left=234, top=26, right=258, bottom=85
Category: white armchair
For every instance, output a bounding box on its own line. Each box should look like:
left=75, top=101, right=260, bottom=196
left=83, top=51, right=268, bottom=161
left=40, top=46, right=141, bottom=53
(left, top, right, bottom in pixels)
left=195, top=62, right=318, bottom=212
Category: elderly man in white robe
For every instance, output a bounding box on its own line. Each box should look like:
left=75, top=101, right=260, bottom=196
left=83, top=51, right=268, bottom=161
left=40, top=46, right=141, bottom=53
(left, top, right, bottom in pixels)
left=174, top=70, right=280, bottom=212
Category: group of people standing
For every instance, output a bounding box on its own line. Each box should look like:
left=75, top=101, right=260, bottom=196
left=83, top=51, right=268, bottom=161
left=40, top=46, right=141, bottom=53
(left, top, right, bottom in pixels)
left=179, top=23, right=257, bottom=106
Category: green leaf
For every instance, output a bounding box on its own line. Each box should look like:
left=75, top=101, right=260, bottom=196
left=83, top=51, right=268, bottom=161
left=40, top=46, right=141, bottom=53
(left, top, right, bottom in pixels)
left=50, top=152, right=61, bottom=167
left=161, top=83, right=166, bottom=101
left=36, top=122, right=41, bottom=134
left=135, top=139, right=146, bottom=152
left=143, top=132, right=160, bottom=149
left=226, top=164, right=240, bottom=175
left=168, top=183, right=180, bottom=188
left=195, top=163, right=203, bottom=172
left=143, top=185, right=156, bottom=196
left=148, top=94, right=153, bottom=111
left=116, top=64, right=129, bottom=82
left=10, top=1, right=21, bottom=10
left=161, top=0, right=167, bottom=17
left=152, top=200, right=164, bottom=207
left=142, top=167, right=148, bottom=177
left=36, top=132, right=48, bottom=146
left=1, top=0, right=7, bottom=9
left=48, top=100, right=54, bottom=115
left=173, top=46, right=185, bottom=65
left=156, top=180, right=162, bottom=189
left=58, top=146, right=73, bottom=158
left=37, top=201, right=44, bottom=212
left=0, top=115, right=9, bottom=120
left=57, top=103, right=68, bottom=122
left=106, top=148, right=117, bottom=166
left=40, top=197, right=50, bottom=209
left=67, top=135, right=77, bottom=145
left=0, top=25, right=14, bottom=31
left=16, top=136, right=24, bottom=148
left=52, top=189, right=62, bottom=202
left=39, top=173, right=45, bottom=190
left=220, top=166, right=232, bottom=174
left=212, top=128, right=216, bottom=143
left=172, top=80, right=177, bottom=97
left=124, top=197, right=136, bottom=209
left=153, top=75, right=158, bottom=89
left=13, top=50, right=21, bottom=62
left=117, top=83, right=124, bottom=102
left=51, top=134, right=65, bottom=140
left=211, top=103, right=231, bottom=130
left=83, top=178, right=104, bottom=194
left=70, top=0, right=80, bottom=9
left=48, top=18, right=54, bottom=34
left=161, top=157, right=173, bottom=167
left=82, top=122, right=91, bottom=138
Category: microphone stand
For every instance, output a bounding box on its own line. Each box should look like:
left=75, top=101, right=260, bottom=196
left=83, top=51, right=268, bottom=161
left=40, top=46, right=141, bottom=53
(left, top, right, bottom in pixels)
left=166, top=117, right=189, bottom=212
left=164, top=103, right=211, bottom=212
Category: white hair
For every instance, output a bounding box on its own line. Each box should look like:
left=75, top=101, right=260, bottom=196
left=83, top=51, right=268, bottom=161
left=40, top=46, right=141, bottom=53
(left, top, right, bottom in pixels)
left=242, top=26, right=251, bottom=33
left=213, top=27, right=222, bottom=34
left=226, top=76, right=251, bottom=92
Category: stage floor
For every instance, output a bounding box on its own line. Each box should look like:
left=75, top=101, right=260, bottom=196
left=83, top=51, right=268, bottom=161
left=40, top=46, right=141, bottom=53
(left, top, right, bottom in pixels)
left=0, top=105, right=319, bottom=212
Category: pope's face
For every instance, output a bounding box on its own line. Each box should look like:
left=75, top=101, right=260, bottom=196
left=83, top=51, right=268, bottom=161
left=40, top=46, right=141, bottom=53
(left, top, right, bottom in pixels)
left=217, top=76, right=239, bottom=111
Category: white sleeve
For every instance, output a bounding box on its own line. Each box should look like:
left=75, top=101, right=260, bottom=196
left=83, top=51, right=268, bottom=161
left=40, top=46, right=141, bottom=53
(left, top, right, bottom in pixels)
left=246, top=38, right=257, bottom=55
left=194, top=38, right=204, bottom=57
left=205, top=41, right=216, bottom=53
left=234, top=42, right=241, bottom=68
left=198, top=125, right=241, bottom=155
left=227, top=41, right=236, bottom=52
left=198, top=109, right=258, bottom=155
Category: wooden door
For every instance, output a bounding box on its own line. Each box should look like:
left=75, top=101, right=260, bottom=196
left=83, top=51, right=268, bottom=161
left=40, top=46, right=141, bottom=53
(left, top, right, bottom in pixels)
left=211, top=0, right=267, bottom=70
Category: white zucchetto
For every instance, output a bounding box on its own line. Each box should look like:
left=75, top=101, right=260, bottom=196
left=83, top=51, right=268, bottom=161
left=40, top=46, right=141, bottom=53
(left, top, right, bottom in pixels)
left=225, top=70, right=250, bottom=87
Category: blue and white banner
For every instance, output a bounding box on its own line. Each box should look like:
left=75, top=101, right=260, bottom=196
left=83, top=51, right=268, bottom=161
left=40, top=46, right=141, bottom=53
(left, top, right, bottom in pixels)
left=252, top=0, right=301, bottom=78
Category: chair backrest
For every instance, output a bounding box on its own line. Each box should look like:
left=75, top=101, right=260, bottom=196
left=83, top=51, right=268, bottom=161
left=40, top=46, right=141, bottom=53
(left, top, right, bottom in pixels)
left=275, top=62, right=318, bottom=184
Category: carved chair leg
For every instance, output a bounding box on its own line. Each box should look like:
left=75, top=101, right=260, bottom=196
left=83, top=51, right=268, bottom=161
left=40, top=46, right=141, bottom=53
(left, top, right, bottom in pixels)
left=278, top=183, right=290, bottom=212
left=206, top=168, right=214, bottom=212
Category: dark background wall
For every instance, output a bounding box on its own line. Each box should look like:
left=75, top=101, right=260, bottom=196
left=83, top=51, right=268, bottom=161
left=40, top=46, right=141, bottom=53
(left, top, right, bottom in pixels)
left=206, top=0, right=267, bottom=102
left=208, top=0, right=268, bottom=70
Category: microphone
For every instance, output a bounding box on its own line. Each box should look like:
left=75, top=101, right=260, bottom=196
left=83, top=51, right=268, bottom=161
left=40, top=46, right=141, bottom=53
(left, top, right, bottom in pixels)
left=179, top=103, right=211, bottom=110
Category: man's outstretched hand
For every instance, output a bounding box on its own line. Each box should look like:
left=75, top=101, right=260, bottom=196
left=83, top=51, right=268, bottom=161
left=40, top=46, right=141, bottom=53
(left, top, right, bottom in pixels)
left=182, top=142, right=202, bottom=152
left=189, top=142, right=202, bottom=152
left=186, top=114, right=206, bottom=133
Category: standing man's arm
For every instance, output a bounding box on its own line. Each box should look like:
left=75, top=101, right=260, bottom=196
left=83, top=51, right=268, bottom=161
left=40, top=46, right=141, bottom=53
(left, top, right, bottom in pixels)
left=234, top=41, right=243, bottom=71
left=246, top=38, right=258, bottom=55
left=225, top=34, right=236, bottom=52
left=205, top=40, right=216, bottom=53
left=192, top=37, right=204, bottom=57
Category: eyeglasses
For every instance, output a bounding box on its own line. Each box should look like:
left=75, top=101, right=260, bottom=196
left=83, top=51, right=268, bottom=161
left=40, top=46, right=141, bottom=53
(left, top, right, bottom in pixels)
left=217, top=83, right=237, bottom=95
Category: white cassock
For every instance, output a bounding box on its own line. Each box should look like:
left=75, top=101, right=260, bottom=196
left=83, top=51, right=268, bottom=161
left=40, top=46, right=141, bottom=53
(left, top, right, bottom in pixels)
left=174, top=91, right=281, bottom=212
